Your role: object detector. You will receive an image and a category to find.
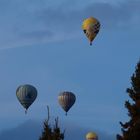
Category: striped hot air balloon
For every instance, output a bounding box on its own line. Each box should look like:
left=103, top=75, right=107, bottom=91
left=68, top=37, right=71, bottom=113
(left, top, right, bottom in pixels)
left=16, top=84, right=37, bottom=114
left=58, top=91, right=76, bottom=115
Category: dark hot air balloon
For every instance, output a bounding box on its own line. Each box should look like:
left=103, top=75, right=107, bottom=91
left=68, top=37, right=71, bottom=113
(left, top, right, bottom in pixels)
left=16, top=84, right=37, bottom=114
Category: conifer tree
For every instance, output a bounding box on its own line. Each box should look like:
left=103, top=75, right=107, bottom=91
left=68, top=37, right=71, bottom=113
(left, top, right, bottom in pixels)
left=117, top=61, right=140, bottom=140
left=39, top=106, right=64, bottom=140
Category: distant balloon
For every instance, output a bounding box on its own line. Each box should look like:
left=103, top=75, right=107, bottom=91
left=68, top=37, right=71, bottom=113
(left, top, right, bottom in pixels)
left=86, top=132, right=98, bottom=140
left=82, top=17, right=100, bottom=45
left=16, top=84, right=37, bottom=114
left=58, top=91, right=76, bottom=115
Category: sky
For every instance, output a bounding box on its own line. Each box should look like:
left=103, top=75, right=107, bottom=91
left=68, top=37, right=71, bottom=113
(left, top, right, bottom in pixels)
left=0, top=0, right=140, bottom=139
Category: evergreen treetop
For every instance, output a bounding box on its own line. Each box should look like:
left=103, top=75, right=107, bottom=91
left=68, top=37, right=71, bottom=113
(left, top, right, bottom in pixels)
left=117, top=61, right=140, bottom=140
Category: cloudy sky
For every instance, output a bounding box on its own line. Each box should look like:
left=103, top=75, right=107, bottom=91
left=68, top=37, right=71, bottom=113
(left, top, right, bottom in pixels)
left=0, top=0, right=140, bottom=139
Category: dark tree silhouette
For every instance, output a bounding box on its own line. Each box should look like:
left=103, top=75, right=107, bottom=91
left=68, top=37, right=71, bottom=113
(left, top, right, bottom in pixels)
left=39, top=106, right=65, bottom=140
left=117, top=61, right=140, bottom=140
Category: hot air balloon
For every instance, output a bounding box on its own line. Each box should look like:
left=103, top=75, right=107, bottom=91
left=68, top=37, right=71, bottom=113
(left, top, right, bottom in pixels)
left=82, top=17, right=100, bottom=46
left=58, top=91, right=76, bottom=115
left=86, top=132, right=98, bottom=140
left=16, top=84, right=37, bottom=114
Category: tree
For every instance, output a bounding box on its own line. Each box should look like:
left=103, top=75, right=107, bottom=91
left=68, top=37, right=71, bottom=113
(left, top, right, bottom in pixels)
left=39, top=106, right=65, bottom=140
left=117, top=61, right=140, bottom=140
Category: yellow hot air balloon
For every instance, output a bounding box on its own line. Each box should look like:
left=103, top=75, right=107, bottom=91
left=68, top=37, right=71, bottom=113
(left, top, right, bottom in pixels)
left=82, top=17, right=100, bottom=46
left=86, top=132, right=98, bottom=140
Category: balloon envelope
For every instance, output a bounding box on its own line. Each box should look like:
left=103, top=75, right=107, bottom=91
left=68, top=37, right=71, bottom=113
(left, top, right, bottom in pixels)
left=82, top=17, right=100, bottom=45
left=16, top=84, right=37, bottom=113
left=58, top=91, right=76, bottom=115
left=86, top=132, right=98, bottom=140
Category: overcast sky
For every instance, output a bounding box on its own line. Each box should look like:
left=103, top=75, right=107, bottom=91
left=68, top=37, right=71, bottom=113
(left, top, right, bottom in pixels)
left=0, top=0, right=140, bottom=140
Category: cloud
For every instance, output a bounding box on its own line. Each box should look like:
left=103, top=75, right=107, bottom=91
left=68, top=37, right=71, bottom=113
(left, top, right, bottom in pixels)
left=0, top=120, right=115, bottom=140
left=32, top=0, right=140, bottom=30
left=0, top=0, right=139, bottom=49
